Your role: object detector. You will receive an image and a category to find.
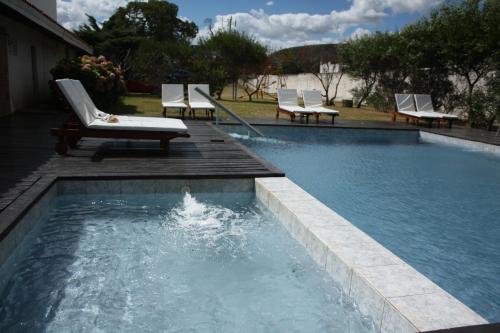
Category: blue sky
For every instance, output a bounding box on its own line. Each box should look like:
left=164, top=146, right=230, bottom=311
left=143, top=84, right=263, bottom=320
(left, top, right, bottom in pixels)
left=58, top=0, right=443, bottom=49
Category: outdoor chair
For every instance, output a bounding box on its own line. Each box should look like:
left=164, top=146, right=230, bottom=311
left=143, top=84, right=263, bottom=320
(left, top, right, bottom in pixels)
left=276, top=89, right=315, bottom=123
left=51, top=79, right=189, bottom=155
left=302, top=90, right=340, bottom=124
left=162, top=84, right=188, bottom=118
left=188, top=84, right=215, bottom=119
left=393, top=93, right=442, bottom=128
left=414, top=94, right=458, bottom=128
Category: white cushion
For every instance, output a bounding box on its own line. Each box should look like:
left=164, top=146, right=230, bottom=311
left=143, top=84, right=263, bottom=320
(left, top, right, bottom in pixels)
left=277, top=89, right=300, bottom=108
left=189, top=102, right=215, bottom=109
left=89, top=117, right=188, bottom=133
left=395, top=94, right=416, bottom=112
left=188, top=84, right=213, bottom=105
left=162, top=102, right=187, bottom=108
left=162, top=84, right=185, bottom=104
left=302, top=90, right=324, bottom=108
left=279, top=105, right=314, bottom=114
left=399, top=110, right=442, bottom=119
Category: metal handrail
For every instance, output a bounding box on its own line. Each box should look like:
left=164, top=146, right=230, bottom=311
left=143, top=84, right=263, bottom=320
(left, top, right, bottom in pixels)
left=194, top=87, right=264, bottom=137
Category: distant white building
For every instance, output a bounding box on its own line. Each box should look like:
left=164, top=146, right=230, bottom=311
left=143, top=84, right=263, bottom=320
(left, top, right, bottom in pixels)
left=0, top=0, right=92, bottom=115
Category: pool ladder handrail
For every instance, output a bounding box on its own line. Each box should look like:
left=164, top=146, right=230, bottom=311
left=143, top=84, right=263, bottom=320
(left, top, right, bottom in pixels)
left=194, top=87, right=265, bottom=137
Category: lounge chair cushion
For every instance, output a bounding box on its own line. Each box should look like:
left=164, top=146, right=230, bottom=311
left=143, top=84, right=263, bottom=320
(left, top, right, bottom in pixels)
left=399, top=110, right=442, bottom=119
left=56, top=79, right=188, bottom=133
left=395, top=94, right=416, bottom=112
left=414, top=94, right=458, bottom=119
left=89, top=117, right=188, bottom=132
left=189, top=101, right=215, bottom=109
left=162, top=102, right=188, bottom=108
left=162, top=84, right=185, bottom=105
left=279, top=105, right=314, bottom=114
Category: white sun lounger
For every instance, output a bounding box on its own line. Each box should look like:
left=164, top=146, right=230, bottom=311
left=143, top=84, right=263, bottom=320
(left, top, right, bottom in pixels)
left=188, top=84, right=215, bottom=119
left=414, top=94, right=458, bottom=128
left=52, top=79, right=189, bottom=154
left=162, top=84, right=187, bottom=118
left=302, top=90, right=340, bottom=124
left=393, top=93, right=442, bottom=127
left=276, top=89, right=315, bottom=123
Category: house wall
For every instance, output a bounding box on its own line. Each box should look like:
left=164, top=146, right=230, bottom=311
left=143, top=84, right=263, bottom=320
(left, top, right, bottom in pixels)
left=0, top=13, right=75, bottom=113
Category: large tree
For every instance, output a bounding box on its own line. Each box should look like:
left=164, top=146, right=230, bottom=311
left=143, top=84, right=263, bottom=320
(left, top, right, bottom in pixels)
left=75, top=0, right=198, bottom=81
left=338, top=35, right=382, bottom=108
left=197, top=26, right=267, bottom=100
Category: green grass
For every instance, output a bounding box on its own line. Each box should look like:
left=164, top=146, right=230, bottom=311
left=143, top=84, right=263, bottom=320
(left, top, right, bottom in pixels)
left=106, top=90, right=394, bottom=122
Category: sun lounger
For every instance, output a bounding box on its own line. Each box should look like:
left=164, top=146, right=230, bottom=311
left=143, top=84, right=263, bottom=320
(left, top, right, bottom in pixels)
left=393, top=93, right=442, bottom=127
left=188, top=84, right=215, bottom=119
left=302, top=90, right=340, bottom=124
left=162, top=84, right=187, bottom=118
left=276, top=89, right=315, bottom=123
left=414, top=94, right=458, bottom=128
left=51, top=79, right=189, bottom=155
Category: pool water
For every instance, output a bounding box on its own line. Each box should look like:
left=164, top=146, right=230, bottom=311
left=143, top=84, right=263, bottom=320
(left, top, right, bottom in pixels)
left=226, top=125, right=500, bottom=323
left=0, top=191, right=375, bottom=333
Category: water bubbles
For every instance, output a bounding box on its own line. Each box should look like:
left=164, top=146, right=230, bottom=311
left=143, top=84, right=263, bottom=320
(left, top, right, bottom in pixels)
left=163, top=193, right=248, bottom=255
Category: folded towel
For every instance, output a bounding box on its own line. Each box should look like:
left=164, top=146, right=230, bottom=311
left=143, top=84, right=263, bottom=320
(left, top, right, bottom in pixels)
left=105, top=114, right=119, bottom=123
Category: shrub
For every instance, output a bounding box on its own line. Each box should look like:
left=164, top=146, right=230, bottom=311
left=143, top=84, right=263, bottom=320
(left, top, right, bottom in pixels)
left=51, top=55, right=126, bottom=109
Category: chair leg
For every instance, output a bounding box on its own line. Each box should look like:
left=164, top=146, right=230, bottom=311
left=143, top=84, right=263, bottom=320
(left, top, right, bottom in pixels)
left=55, top=136, right=68, bottom=155
left=162, top=107, right=167, bottom=118
left=160, top=139, right=170, bottom=153
left=331, top=115, right=335, bottom=125
left=315, top=114, right=320, bottom=123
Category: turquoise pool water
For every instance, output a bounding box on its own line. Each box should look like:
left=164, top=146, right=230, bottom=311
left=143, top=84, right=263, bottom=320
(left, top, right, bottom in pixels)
left=226, top=125, right=500, bottom=323
left=0, top=190, right=375, bottom=332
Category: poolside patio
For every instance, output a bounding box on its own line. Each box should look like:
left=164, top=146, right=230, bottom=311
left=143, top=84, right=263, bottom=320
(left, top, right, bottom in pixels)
left=1, top=110, right=499, bottom=214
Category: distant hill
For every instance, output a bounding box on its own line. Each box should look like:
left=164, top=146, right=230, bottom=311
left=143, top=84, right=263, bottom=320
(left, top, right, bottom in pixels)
left=268, top=44, right=339, bottom=74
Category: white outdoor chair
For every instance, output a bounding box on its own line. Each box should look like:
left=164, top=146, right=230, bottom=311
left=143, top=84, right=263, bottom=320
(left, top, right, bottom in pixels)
left=162, top=84, right=188, bottom=118
left=53, top=79, right=189, bottom=154
left=394, top=93, right=442, bottom=127
left=276, top=89, right=315, bottom=123
left=302, top=90, right=340, bottom=124
left=414, top=94, right=458, bottom=128
left=188, top=84, right=215, bottom=119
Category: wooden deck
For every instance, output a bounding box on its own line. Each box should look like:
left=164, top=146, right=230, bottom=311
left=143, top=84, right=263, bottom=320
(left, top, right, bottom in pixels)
left=0, top=112, right=282, bottom=213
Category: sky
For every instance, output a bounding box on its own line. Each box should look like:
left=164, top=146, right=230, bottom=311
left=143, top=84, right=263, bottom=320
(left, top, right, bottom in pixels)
left=57, top=0, right=443, bottom=50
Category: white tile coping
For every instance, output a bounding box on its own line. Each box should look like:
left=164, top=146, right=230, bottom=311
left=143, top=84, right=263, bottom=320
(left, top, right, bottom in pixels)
left=420, top=131, right=500, bottom=157
left=255, top=177, right=488, bottom=333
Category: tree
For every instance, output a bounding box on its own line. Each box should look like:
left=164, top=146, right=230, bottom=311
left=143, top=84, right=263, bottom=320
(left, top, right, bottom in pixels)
left=74, top=0, right=198, bottom=81
left=429, top=0, right=497, bottom=123
left=197, top=25, right=267, bottom=100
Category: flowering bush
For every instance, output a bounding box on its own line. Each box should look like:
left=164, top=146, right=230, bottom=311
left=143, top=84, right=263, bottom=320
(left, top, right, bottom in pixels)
left=51, top=55, right=126, bottom=109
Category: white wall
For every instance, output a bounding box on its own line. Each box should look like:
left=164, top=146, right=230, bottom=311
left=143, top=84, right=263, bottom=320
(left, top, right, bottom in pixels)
left=30, top=0, right=57, bottom=20
left=0, top=13, right=74, bottom=112
left=262, top=73, right=359, bottom=101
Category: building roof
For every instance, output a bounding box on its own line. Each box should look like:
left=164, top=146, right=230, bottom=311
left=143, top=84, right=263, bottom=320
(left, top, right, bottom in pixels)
left=0, top=0, right=93, bottom=54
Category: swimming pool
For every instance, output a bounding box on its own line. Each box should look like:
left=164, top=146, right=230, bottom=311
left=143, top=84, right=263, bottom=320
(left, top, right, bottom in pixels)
left=0, top=180, right=375, bottom=332
left=225, top=125, right=500, bottom=323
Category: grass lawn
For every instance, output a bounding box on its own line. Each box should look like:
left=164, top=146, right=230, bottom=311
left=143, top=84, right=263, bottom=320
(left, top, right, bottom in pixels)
left=106, top=87, right=394, bottom=122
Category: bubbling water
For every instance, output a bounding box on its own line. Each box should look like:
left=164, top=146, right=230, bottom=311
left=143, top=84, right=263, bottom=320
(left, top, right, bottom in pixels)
left=163, top=193, right=250, bottom=256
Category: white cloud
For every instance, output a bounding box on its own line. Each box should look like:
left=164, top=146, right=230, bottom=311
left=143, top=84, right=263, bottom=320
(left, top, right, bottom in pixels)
left=266, top=1, right=274, bottom=6
left=57, top=0, right=145, bottom=30
left=349, top=27, right=371, bottom=39
left=202, top=0, right=442, bottom=49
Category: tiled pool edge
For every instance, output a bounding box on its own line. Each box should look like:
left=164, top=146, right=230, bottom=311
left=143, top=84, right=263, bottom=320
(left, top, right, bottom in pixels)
left=255, top=177, right=488, bottom=333
left=420, top=131, right=500, bottom=156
